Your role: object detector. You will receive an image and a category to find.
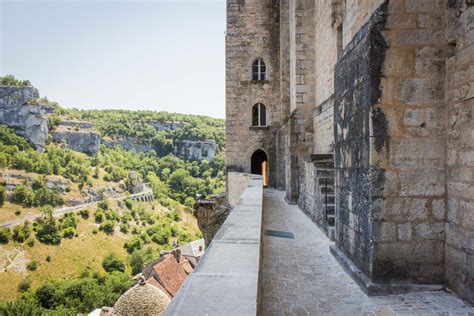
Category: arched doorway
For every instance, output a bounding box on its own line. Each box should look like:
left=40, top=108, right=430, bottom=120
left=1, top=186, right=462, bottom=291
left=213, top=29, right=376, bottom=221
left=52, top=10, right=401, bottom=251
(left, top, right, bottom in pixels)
left=251, top=149, right=268, bottom=186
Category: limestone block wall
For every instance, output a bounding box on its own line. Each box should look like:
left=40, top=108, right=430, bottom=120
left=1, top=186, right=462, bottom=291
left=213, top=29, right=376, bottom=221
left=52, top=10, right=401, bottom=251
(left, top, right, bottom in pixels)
left=227, top=172, right=253, bottom=207
left=334, top=5, right=386, bottom=276
left=445, top=0, right=474, bottom=304
left=225, top=0, right=281, bottom=186
left=314, top=96, right=335, bottom=155
left=371, top=0, right=448, bottom=285
left=314, top=0, right=337, bottom=110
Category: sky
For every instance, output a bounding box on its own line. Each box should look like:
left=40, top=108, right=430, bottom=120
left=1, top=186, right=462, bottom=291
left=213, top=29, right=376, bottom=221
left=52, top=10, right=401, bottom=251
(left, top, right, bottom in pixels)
left=0, top=0, right=226, bottom=118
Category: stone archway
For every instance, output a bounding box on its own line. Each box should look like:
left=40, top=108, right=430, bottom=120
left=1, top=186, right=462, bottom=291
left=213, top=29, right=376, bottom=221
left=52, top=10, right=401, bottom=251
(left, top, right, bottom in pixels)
left=251, top=149, right=268, bottom=186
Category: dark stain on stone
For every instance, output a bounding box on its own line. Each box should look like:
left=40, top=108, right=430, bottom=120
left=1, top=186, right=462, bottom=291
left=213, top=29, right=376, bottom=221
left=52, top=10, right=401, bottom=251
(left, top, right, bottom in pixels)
left=372, top=108, right=389, bottom=153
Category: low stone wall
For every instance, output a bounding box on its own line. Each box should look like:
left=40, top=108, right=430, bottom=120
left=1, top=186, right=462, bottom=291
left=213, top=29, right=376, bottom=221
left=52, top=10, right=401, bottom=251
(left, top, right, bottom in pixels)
left=165, top=175, right=264, bottom=315
left=227, top=171, right=253, bottom=207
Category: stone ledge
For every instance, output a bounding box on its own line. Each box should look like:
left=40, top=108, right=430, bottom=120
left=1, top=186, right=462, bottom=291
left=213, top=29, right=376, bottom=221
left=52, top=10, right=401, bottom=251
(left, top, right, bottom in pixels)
left=330, top=245, right=444, bottom=296
left=165, top=175, right=263, bottom=315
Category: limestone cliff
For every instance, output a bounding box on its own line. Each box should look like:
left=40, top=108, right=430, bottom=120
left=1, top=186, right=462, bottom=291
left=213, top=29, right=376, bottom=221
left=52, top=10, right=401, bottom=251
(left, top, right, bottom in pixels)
left=51, top=119, right=101, bottom=155
left=0, top=86, right=50, bottom=150
left=103, top=137, right=153, bottom=153
left=173, top=139, right=217, bottom=161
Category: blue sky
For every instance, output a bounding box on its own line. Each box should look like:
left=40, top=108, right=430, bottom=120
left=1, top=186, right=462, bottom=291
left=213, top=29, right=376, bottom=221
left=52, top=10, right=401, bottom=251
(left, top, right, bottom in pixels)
left=0, top=0, right=226, bottom=118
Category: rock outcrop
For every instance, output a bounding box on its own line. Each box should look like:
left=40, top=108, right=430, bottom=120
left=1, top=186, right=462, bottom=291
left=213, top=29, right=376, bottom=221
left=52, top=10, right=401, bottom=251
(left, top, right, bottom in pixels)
left=0, top=86, right=50, bottom=150
left=194, top=193, right=230, bottom=246
left=153, top=121, right=183, bottom=131
left=103, top=137, right=153, bottom=153
left=173, top=139, right=217, bottom=161
left=52, top=120, right=100, bottom=155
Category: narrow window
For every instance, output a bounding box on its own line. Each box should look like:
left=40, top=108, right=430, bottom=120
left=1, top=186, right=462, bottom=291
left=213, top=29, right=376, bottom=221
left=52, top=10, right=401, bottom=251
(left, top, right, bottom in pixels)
left=252, top=58, right=267, bottom=81
left=252, top=103, right=267, bottom=127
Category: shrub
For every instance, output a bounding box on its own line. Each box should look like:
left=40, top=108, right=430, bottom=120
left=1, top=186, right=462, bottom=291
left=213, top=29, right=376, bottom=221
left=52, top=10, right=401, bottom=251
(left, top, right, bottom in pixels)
left=102, top=253, right=125, bottom=273
left=26, top=238, right=35, bottom=247
left=0, top=228, right=11, bottom=244
left=104, top=210, right=118, bottom=221
left=46, top=255, right=51, bottom=262
left=35, top=208, right=61, bottom=245
left=100, top=221, right=115, bottom=235
left=0, top=184, right=5, bottom=207
left=97, top=198, right=109, bottom=210
left=79, top=209, right=90, bottom=219
left=26, top=260, right=38, bottom=271
left=92, top=228, right=98, bottom=234
left=17, top=278, right=31, bottom=293
left=62, top=227, right=76, bottom=239
left=12, top=222, right=31, bottom=243
left=60, top=213, right=77, bottom=229
left=120, top=223, right=129, bottom=234
left=95, top=209, right=105, bottom=223
left=123, top=236, right=143, bottom=253
left=124, top=199, right=133, bottom=210
left=0, top=75, right=31, bottom=86
left=15, top=209, right=21, bottom=216
left=129, top=251, right=145, bottom=276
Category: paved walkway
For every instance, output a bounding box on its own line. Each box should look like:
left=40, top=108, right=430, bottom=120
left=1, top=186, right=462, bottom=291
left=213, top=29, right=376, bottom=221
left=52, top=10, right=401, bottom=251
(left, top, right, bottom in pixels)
left=261, top=190, right=473, bottom=316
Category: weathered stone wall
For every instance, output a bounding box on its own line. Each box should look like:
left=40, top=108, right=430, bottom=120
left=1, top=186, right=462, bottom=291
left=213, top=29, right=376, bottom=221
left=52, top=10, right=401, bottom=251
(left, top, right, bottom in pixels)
left=314, top=0, right=337, bottom=109
left=445, top=0, right=474, bottom=304
left=226, top=172, right=253, bottom=207
left=372, top=0, right=449, bottom=285
left=0, top=86, right=49, bottom=151
left=225, top=0, right=281, bottom=187
left=334, top=4, right=388, bottom=277
left=313, top=96, right=334, bottom=155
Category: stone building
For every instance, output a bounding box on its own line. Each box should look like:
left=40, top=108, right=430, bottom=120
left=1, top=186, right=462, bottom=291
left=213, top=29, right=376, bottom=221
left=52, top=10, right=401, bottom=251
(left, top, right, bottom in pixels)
left=226, top=0, right=474, bottom=304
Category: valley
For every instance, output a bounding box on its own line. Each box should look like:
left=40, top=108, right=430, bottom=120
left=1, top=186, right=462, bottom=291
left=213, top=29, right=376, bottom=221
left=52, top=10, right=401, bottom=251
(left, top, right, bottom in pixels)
left=0, top=75, right=224, bottom=314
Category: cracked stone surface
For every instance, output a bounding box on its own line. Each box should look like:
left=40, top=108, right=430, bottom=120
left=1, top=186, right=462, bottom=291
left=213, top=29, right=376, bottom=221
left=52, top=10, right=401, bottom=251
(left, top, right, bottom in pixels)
left=261, top=190, right=473, bottom=316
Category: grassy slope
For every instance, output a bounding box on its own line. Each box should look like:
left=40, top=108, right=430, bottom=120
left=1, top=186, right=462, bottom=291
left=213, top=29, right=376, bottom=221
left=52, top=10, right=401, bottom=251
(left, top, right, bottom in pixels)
left=0, top=199, right=200, bottom=302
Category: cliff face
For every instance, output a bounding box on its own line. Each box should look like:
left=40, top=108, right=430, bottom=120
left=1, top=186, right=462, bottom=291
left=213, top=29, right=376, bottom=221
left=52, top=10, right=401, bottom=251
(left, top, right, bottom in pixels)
left=52, top=120, right=101, bottom=155
left=0, top=86, right=50, bottom=150
left=173, top=140, right=217, bottom=161
left=103, top=137, right=153, bottom=153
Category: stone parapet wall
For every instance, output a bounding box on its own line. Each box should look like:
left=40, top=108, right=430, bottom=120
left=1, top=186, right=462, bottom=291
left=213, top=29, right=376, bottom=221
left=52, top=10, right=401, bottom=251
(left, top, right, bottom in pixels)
left=165, top=176, right=264, bottom=315
left=227, top=172, right=253, bottom=207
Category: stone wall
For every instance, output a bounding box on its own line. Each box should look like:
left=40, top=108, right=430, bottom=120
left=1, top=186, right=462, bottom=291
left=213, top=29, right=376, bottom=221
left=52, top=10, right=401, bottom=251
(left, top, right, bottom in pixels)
left=334, top=4, right=388, bottom=277
left=0, top=86, right=49, bottom=151
left=445, top=0, right=474, bottom=304
left=225, top=0, right=281, bottom=187
left=226, top=172, right=253, bottom=207
left=371, top=0, right=448, bottom=286
left=313, top=95, right=334, bottom=155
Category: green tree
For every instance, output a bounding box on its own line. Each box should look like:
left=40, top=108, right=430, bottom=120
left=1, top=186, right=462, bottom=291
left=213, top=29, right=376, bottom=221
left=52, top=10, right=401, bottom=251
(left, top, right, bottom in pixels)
left=102, top=253, right=125, bottom=273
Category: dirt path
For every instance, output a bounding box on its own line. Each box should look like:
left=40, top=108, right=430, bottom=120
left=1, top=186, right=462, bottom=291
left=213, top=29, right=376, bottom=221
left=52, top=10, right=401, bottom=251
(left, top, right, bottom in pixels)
left=0, top=185, right=153, bottom=228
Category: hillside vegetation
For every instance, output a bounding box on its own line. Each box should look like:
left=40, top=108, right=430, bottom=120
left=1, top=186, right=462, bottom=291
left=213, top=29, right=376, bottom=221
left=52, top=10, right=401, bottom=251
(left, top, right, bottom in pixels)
left=0, top=76, right=224, bottom=315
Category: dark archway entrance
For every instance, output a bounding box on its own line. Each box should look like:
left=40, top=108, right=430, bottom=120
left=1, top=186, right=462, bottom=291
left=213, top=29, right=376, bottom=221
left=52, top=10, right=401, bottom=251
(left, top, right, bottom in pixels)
left=251, top=149, right=268, bottom=186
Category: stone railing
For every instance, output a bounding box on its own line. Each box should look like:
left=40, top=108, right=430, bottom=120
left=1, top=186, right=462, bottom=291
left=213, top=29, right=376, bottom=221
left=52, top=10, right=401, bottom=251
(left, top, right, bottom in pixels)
left=164, top=175, right=264, bottom=315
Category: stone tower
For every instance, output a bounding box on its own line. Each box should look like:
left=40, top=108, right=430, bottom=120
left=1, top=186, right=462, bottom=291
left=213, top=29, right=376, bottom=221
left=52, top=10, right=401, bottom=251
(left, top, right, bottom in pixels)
left=225, top=0, right=281, bottom=187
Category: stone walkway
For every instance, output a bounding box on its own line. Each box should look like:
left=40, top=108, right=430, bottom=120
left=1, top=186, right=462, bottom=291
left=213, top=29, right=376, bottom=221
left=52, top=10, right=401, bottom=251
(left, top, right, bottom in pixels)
left=261, top=190, right=473, bottom=316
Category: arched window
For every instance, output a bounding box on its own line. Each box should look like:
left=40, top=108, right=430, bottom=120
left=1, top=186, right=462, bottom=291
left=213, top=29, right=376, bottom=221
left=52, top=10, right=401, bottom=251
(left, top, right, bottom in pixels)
left=252, top=103, right=267, bottom=127
left=252, top=58, right=267, bottom=80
